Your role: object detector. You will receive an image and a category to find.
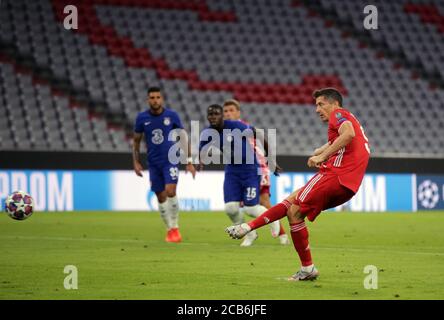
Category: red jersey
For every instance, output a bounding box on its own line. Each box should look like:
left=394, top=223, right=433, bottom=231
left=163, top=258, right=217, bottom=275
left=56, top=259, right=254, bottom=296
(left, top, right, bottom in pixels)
left=319, top=108, right=370, bottom=193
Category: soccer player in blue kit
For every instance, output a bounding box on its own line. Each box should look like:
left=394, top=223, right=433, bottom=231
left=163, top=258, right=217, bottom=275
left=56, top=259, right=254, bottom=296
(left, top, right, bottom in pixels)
left=133, top=87, right=196, bottom=243
left=199, top=104, right=282, bottom=246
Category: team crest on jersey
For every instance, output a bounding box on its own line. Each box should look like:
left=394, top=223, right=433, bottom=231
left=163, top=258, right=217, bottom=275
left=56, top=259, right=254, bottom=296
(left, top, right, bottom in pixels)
left=335, top=112, right=342, bottom=119
left=163, top=117, right=171, bottom=126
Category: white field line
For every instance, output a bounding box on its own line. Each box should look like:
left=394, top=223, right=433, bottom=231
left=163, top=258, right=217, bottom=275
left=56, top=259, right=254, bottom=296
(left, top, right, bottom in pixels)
left=1, top=235, right=444, bottom=257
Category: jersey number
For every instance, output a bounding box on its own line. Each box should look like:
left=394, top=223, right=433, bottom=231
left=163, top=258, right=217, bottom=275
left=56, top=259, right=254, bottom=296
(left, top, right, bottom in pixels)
left=360, top=126, right=370, bottom=154
left=169, top=167, right=179, bottom=179
left=246, top=187, right=257, bottom=200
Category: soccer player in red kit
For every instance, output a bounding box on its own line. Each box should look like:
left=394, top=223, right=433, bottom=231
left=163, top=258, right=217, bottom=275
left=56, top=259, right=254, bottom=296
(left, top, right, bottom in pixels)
left=226, top=88, right=370, bottom=281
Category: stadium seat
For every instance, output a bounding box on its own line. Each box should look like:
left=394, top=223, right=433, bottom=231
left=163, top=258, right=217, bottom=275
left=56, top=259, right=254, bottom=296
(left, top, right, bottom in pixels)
left=0, top=0, right=443, bottom=156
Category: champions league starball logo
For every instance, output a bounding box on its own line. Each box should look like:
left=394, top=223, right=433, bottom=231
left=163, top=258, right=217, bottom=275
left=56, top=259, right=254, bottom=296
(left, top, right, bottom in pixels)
left=417, top=180, right=440, bottom=209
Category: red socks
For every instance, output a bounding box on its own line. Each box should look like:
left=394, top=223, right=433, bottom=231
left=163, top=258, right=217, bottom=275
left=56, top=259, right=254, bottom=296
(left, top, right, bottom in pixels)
left=245, top=199, right=312, bottom=267
left=290, top=221, right=313, bottom=267
left=247, top=200, right=292, bottom=230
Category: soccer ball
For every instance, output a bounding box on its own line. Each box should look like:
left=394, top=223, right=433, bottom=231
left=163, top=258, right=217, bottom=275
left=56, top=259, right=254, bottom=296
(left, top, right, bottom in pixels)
left=4, top=191, right=34, bottom=220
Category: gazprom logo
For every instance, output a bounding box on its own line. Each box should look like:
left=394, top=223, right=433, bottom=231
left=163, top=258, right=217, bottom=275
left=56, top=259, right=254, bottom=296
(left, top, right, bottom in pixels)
left=0, top=171, right=73, bottom=211
left=145, top=190, right=210, bottom=211
left=180, top=198, right=210, bottom=211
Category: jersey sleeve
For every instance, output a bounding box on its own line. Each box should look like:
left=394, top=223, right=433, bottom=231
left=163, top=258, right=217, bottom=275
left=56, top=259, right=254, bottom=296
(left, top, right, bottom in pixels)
left=134, top=113, right=144, bottom=133
left=330, top=110, right=352, bottom=132
left=171, top=111, right=184, bottom=129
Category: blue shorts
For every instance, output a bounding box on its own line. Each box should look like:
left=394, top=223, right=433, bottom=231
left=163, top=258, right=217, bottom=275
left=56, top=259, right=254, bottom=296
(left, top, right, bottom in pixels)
left=149, top=164, right=179, bottom=193
left=224, top=171, right=261, bottom=206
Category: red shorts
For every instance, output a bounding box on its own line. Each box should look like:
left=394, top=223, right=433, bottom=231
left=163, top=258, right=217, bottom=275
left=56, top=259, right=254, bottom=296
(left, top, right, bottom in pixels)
left=293, top=173, right=355, bottom=222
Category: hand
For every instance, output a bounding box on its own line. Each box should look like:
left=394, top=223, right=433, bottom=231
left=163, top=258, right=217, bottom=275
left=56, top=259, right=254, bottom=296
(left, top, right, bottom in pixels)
left=186, top=163, right=196, bottom=179
left=133, top=161, right=144, bottom=177
left=307, top=155, right=326, bottom=168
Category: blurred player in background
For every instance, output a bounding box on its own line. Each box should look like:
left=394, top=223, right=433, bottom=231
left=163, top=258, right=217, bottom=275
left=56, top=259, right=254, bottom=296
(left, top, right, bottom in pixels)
left=133, top=87, right=196, bottom=243
left=226, top=88, right=370, bottom=280
left=199, top=104, right=282, bottom=247
left=223, top=99, right=289, bottom=245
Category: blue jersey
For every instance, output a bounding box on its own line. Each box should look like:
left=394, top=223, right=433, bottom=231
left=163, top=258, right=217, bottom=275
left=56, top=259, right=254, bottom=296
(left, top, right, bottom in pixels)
left=199, top=120, right=259, bottom=174
left=134, top=107, right=183, bottom=166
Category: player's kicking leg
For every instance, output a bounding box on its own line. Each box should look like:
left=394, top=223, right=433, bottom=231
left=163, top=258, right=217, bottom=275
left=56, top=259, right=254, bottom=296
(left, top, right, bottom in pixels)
left=225, top=202, right=258, bottom=247
left=259, top=189, right=289, bottom=245
left=227, top=174, right=355, bottom=281
left=225, top=186, right=318, bottom=281
left=226, top=188, right=302, bottom=239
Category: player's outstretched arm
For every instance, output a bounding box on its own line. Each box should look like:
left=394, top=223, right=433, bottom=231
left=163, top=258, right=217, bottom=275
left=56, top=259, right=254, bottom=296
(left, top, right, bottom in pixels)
left=308, top=121, right=355, bottom=168
left=132, top=132, right=144, bottom=177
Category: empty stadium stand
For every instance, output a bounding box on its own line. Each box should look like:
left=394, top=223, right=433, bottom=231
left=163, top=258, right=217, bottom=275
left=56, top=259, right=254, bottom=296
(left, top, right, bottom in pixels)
left=1, top=0, right=443, bottom=157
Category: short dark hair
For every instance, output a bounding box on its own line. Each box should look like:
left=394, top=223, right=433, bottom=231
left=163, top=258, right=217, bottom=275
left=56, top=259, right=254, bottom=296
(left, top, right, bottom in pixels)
left=207, top=104, right=223, bottom=113
left=312, top=88, right=343, bottom=107
left=148, top=87, right=161, bottom=95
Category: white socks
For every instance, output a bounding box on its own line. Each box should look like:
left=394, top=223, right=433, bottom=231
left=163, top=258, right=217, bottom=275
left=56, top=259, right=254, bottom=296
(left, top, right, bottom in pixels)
left=158, top=196, right=180, bottom=230
left=167, top=196, right=179, bottom=229
left=301, top=264, right=315, bottom=272
left=158, top=201, right=171, bottom=230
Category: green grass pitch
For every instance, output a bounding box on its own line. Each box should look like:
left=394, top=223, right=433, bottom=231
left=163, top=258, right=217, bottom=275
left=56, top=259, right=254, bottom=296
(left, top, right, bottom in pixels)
left=1, top=211, right=443, bottom=300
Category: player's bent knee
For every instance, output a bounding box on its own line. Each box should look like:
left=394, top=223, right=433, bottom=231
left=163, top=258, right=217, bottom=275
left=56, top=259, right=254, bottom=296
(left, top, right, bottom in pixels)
left=287, top=204, right=304, bottom=223
left=166, top=191, right=176, bottom=198
left=156, top=192, right=167, bottom=204
left=165, top=184, right=177, bottom=198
